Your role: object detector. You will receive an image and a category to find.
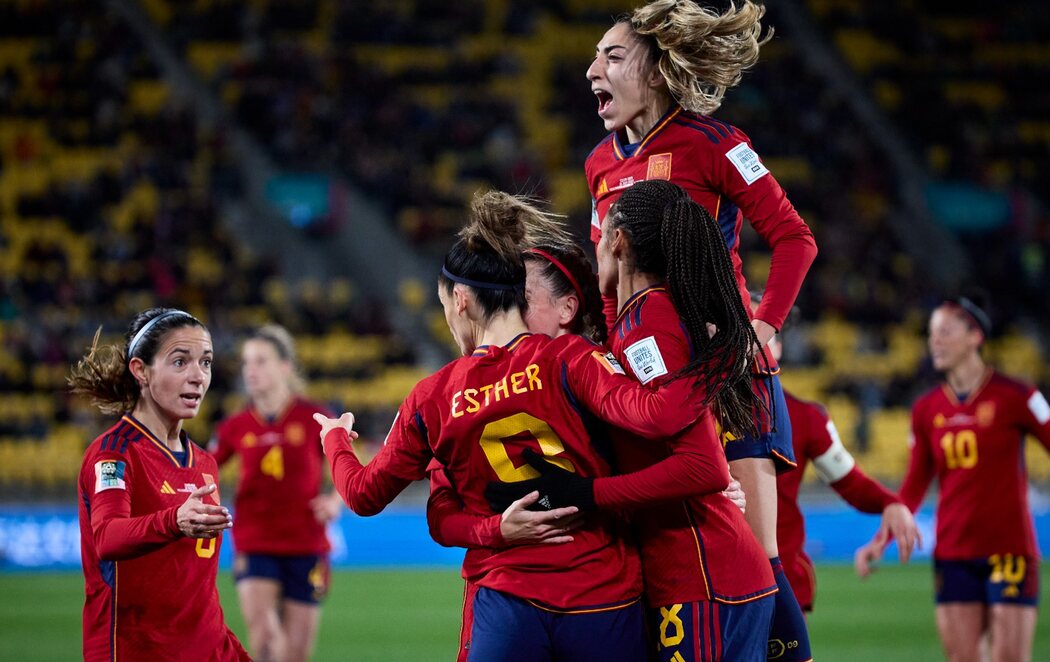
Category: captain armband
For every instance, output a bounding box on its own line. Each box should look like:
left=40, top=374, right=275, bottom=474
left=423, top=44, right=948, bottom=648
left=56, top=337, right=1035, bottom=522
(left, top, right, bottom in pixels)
left=812, top=421, right=856, bottom=484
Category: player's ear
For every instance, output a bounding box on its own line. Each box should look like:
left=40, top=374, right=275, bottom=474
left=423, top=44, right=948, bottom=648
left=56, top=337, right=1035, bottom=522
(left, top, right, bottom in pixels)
left=611, top=227, right=628, bottom=260
left=559, top=295, right=579, bottom=328
left=128, top=356, right=149, bottom=388
left=452, top=283, right=471, bottom=315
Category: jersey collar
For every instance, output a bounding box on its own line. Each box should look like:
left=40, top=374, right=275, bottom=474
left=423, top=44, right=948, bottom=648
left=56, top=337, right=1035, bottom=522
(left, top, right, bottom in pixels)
left=613, top=106, right=681, bottom=160
left=471, top=332, right=534, bottom=357
left=615, top=286, right=667, bottom=327
left=122, top=414, right=194, bottom=467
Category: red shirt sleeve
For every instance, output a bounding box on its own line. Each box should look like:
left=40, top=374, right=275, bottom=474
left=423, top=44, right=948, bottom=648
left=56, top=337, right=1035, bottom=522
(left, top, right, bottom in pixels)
left=208, top=419, right=235, bottom=467
left=426, top=464, right=505, bottom=549
left=899, top=400, right=936, bottom=513
left=563, top=342, right=704, bottom=439
left=1017, top=386, right=1050, bottom=453
left=87, top=453, right=181, bottom=561
left=830, top=466, right=901, bottom=514
left=709, top=133, right=817, bottom=330
left=323, top=395, right=432, bottom=516
left=602, top=293, right=618, bottom=337
left=593, top=410, right=730, bottom=509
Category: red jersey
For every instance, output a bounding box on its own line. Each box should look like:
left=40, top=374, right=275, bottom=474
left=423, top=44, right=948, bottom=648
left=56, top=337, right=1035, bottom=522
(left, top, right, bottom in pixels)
left=212, top=397, right=333, bottom=555
left=325, top=332, right=711, bottom=610
left=78, top=416, right=248, bottom=662
left=776, top=391, right=898, bottom=565
left=608, top=287, right=775, bottom=606
left=585, top=105, right=816, bottom=339
left=902, top=369, right=1050, bottom=559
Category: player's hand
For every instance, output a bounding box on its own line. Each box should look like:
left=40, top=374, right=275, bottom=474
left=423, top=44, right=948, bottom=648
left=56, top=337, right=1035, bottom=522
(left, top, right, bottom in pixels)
left=854, top=538, right=886, bottom=579
left=485, top=450, right=597, bottom=512
left=499, top=491, right=583, bottom=546
left=313, top=412, right=359, bottom=452
left=176, top=484, right=232, bottom=539
left=722, top=478, right=746, bottom=513
left=310, top=492, right=343, bottom=523
left=751, top=318, right=777, bottom=348
left=879, top=503, right=922, bottom=565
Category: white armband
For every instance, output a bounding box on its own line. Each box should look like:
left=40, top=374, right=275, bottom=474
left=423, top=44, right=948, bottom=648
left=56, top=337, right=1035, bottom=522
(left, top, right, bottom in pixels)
left=1027, top=391, right=1050, bottom=425
left=812, top=421, right=855, bottom=484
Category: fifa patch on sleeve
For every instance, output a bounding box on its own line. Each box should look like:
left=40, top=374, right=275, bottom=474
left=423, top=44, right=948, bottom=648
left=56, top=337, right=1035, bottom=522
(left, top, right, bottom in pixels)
left=95, top=460, right=127, bottom=493
left=725, top=142, right=769, bottom=185
left=1028, top=391, right=1050, bottom=424
left=623, top=336, right=668, bottom=385
left=590, top=350, right=625, bottom=376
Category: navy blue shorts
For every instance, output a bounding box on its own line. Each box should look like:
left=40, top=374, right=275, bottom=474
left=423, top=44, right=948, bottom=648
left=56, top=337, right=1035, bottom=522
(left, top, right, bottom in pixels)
left=467, top=587, right=646, bottom=662
left=651, top=596, right=775, bottom=662
left=233, top=553, right=330, bottom=604
left=935, top=556, right=1039, bottom=606
left=724, top=373, right=796, bottom=473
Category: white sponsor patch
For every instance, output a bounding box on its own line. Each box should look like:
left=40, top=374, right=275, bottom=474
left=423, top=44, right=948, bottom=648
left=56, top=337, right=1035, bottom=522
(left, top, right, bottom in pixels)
left=1028, top=391, right=1050, bottom=425
left=94, top=460, right=127, bottom=493
left=623, top=336, right=668, bottom=385
left=812, top=422, right=855, bottom=484
left=725, top=142, right=769, bottom=185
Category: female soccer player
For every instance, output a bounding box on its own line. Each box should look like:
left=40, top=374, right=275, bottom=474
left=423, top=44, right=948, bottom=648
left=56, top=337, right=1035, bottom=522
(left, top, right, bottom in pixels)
left=584, top=2, right=817, bottom=656
left=855, top=298, right=1050, bottom=662
left=756, top=294, right=920, bottom=617
left=429, top=231, right=748, bottom=660
left=70, top=308, right=249, bottom=662
left=317, top=190, right=738, bottom=661
left=210, top=325, right=339, bottom=662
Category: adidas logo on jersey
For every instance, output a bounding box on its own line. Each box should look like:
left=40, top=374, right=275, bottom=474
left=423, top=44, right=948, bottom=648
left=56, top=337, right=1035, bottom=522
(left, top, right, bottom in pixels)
left=160, top=481, right=176, bottom=494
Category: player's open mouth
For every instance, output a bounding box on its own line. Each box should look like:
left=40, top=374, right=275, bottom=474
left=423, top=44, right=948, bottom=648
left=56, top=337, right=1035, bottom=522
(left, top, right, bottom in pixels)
left=180, top=394, right=202, bottom=407
left=594, top=89, right=613, bottom=115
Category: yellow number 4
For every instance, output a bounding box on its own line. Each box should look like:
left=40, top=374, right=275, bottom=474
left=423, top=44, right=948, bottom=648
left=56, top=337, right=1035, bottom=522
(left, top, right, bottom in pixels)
left=261, top=446, right=284, bottom=480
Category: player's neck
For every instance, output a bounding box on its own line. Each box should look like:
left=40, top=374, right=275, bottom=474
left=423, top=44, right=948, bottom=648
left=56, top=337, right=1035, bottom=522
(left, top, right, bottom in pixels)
left=477, top=309, right=529, bottom=349
left=945, top=355, right=988, bottom=396
left=617, top=269, right=662, bottom=311
left=253, top=387, right=293, bottom=419
left=624, top=97, right=675, bottom=144
left=131, top=401, right=184, bottom=451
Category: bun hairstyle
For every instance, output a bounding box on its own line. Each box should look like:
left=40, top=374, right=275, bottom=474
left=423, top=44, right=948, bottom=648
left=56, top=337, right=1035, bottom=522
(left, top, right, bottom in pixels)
left=626, top=0, right=772, bottom=115
left=440, top=191, right=564, bottom=319
left=248, top=324, right=306, bottom=394
left=69, top=308, right=206, bottom=415
left=610, top=180, right=762, bottom=437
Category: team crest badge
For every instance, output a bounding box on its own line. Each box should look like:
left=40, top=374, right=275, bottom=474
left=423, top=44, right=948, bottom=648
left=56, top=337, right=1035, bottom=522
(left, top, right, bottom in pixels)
left=242, top=432, right=257, bottom=448
left=645, top=153, right=672, bottom=180
left=976, top=402, right=996, bottom=427
left=287, top=422, right=305, bottom=445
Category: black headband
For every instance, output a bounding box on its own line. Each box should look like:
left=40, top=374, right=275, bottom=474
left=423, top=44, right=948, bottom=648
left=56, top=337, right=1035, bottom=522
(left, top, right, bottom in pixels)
left=952, top=297, right=991, bottom=337
left=441, top=265, right=523, bottom=291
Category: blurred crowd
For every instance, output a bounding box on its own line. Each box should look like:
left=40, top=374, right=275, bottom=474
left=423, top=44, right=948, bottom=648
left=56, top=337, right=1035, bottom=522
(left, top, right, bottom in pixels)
left=0, top=0, right=1047, bottom=494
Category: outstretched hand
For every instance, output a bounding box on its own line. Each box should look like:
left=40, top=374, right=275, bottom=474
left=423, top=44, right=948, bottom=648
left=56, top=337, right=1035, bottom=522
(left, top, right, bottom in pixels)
left=176, top=484, right=232, bottom=539
left=485, top=449, right=596, bottom=512
left=313, top=412, right=360, bottom=452
left=879, top=503, right=922, bottom=565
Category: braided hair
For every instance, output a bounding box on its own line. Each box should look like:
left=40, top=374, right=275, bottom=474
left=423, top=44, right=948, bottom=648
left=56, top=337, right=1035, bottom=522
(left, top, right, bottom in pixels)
left=610, top=179, right=761, bottom=437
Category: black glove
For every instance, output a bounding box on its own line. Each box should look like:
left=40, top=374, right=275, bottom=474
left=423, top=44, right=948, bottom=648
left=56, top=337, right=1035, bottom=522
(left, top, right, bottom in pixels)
left=484, top=449, right=596, bottom=513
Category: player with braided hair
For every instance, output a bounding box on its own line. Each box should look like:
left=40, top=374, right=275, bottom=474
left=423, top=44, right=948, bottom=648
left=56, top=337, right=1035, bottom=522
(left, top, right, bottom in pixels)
left=317, top=190, right=742, bottom=660
left=584, top=2, right=817, bottom=657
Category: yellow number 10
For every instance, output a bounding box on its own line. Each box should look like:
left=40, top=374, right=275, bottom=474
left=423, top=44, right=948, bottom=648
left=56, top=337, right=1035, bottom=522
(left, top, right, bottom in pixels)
left=939, top=430, right=977, bottom=469
left=479, top=413, right=576, bottom=482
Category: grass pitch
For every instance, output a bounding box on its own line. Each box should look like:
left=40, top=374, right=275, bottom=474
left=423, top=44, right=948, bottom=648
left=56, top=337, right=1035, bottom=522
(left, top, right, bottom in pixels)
left=2, top=564, right=1047, bottom=660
